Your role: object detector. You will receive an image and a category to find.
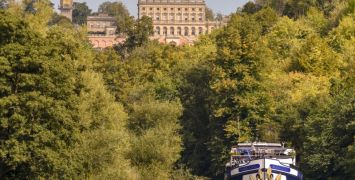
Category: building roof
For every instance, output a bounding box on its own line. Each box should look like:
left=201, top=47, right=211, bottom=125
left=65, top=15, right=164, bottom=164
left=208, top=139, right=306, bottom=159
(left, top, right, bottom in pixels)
left=87, top=14, right=116, bottom=22
left=138, top=0, right=205, bottom=5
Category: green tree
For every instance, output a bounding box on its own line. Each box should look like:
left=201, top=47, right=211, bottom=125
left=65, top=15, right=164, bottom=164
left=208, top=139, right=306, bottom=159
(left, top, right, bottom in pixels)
left=98, top=1, right=130, bottom=17
left=329, top=15, right=355, bottom=81
left=49, top=12, right=74, bottom=28
left=301, top=7, right=329, bottom=35
left=242, top=1, right=260, bottom=14
left=208, top=9, right=278, bottom=178
left=76, top=71, right=137, bottom=179
left=72, top=2, right=91, bottom=25
left=205, top=7, right=215, bottom=21
left=289, top=35, right=342, bottom=76
left=0, top=5, right=135, bottom=178
left=301, top=78, right=354, bottom=179
left=127, top=99, right=182, bottom=179
left=94, top=43, right=187, bottom=179
left=176, top=35, right=217, bottom=178
left=22, top=0, right=53, bottom=35
left=115, top=16, right=153, bottom=57
left=216, top=13, right=224, bottom=21
left=98, top=1, right=131, bottom=34
left=0, top=10, right=82, bottom=178
left=255, top=0, right=287, bottom=14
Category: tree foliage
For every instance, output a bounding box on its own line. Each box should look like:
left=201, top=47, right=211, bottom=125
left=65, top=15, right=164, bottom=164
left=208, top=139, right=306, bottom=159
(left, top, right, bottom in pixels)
left=0, top=9, right=81, bottom=178
left=0, top=3, right=136, bottom=179
left=72, top=2, right=91, bottom=25
left=115, top=16, right=154, bottom=57
left=98, top=1, right=131, bottom=34
left=205, top=7, right=215, bottom=21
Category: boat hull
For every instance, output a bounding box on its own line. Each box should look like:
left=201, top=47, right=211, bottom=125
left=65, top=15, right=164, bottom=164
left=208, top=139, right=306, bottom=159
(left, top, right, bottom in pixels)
left=225, top=158, right=303, bottom=180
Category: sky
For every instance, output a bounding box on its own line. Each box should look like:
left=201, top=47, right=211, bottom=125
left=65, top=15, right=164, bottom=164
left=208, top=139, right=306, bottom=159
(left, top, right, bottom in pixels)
left=52, top=0, right=250, bottom=16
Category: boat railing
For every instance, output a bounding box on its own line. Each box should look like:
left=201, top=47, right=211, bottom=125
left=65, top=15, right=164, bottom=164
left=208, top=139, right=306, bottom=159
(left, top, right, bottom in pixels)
left=230, top=155, right=294, bottom=168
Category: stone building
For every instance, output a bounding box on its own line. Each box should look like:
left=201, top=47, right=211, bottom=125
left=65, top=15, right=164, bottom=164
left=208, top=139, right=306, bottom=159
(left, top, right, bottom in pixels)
left=138, top=0, right=224, bottom=45
left=86, top=14, right=125, bottom=49
left=59, top=0, right=73, bottom=21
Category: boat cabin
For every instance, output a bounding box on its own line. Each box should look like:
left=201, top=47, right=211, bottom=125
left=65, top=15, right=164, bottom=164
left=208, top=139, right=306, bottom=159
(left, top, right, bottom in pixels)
left=229, top=142, right=296, bottom=168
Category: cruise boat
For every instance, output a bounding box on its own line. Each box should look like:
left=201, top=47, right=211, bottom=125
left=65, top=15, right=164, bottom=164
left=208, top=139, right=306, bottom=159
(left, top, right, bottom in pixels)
left=225, top=142, right=303, bottom=180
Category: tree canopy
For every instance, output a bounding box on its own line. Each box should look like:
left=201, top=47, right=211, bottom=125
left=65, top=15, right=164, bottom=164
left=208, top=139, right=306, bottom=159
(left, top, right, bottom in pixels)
left=72, top=2, right=91, bottom=25
left=98, top=1, right=131, bottom=34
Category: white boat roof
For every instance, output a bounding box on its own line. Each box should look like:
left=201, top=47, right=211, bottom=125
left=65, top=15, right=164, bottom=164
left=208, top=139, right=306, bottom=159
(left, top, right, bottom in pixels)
left=237, top=142, right=282, bottom=147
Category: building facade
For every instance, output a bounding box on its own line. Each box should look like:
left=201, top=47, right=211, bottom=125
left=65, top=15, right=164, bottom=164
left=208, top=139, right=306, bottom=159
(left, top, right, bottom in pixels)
left=59, top=0, right=73, bottom=21
left=138, top=0, right=223, bottom=45
left=87, top=14, right=125, bottom=49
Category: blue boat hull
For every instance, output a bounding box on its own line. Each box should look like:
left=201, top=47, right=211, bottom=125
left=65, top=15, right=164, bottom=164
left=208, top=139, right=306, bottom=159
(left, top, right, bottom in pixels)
left=225, top=158, right=303, bottom=180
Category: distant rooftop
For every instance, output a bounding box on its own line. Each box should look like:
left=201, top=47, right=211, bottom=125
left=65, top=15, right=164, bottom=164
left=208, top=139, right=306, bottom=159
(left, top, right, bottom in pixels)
left=87, top=14, right=116, bottom=21
left=138, top=0, right=205, bottom=5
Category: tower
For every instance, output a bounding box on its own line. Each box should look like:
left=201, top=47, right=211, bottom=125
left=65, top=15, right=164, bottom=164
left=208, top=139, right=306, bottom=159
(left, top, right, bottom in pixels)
left=59, top=0, right=73, bottom=21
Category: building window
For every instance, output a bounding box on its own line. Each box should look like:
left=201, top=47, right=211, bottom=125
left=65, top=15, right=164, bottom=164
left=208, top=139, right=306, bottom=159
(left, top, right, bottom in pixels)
left=157, top=8, right=160, bottom=10
left=199, top=8, right=203, bottom=11
left=191, top=27, right=196, bottom=35
left=170, top=13, right=174, bottom=20
left=163, top=13, right=168, bottom=20
left=178, top=8, right=181, bottom=11
left=156, top=13, right=160, bottom=20
left=185, top=8, right=188, bottom=11
left=192, top=17, right=195, bottom=21
left=150, top=8, right=153, bottom=10
left=184, top=27, right=189, bottom=36
left=177, top=13, right=182, bottom=21
left=192, top=8, right=195, bottom=11
left=171, top=8, right=174, bottom=11
left=163, top=27, right=167, bottom=35
left=156, top=27, right=161, bottom=35
left=164, top=8, right=167, bottom=11
left=170, top=27, right=175, bottom=35
left=177, top=27, right=182, bottom=35
left=142, top=7, right=145, bottom=11
left=184, top=13, right=188, bottom=20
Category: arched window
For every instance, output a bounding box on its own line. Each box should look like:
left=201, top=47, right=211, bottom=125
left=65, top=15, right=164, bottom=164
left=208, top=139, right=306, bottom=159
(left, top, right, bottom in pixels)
left=170, top=27, right=175, bottom=35
left=177, top=27, right=182, bottom=35
left=184, top=27, right=189, bottom=36
left=191, top=27, right=196, bottom=36
left=163, top=27, right=168, bottom=35
left=156, top=27, right=161, bottom=35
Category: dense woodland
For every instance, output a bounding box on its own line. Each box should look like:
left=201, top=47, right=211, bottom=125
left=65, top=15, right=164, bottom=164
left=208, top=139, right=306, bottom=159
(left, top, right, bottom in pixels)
left=0, top=0, right=354, bottom=179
